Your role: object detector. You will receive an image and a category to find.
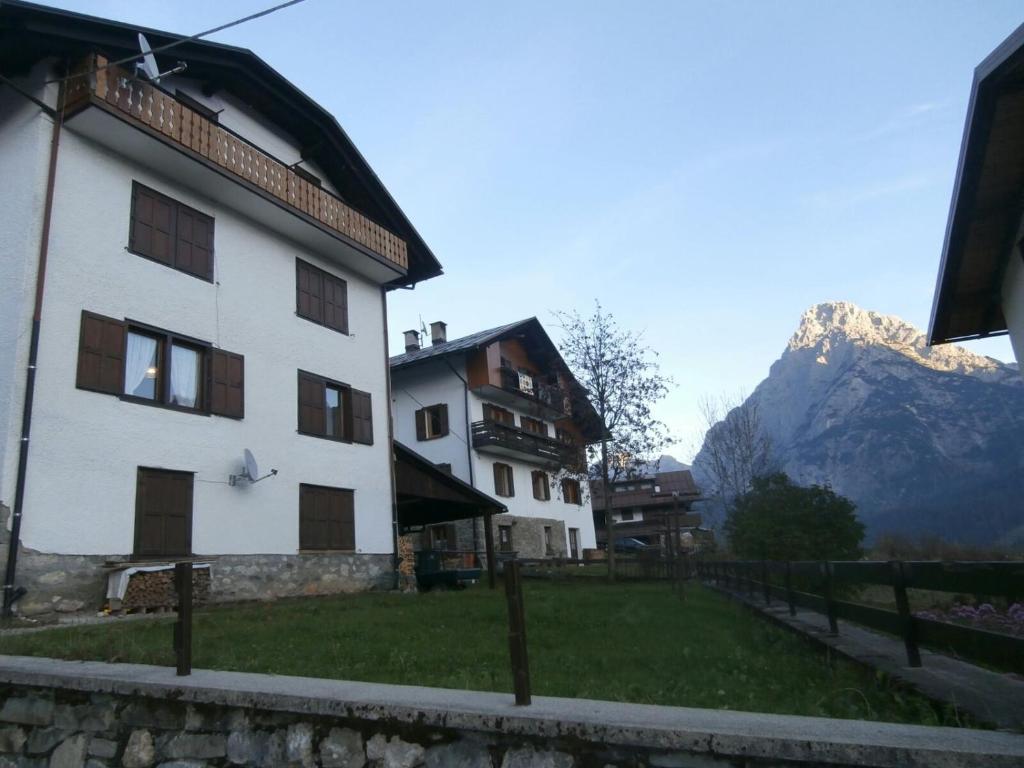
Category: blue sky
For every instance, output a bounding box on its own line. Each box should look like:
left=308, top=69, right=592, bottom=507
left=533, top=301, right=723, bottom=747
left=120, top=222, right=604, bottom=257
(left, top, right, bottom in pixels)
left=46, top=1, right=1023, bottom=459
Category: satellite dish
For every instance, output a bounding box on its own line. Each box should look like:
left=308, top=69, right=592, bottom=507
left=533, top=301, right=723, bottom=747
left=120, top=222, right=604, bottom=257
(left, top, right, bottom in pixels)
left=229, top=449, right=278, bottom=487
left=135, top=32, right=188, bottom=85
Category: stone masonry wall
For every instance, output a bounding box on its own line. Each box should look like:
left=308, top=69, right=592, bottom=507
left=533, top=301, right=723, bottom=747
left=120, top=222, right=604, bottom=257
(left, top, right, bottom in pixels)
left=491, top=516, right=567, bottom=559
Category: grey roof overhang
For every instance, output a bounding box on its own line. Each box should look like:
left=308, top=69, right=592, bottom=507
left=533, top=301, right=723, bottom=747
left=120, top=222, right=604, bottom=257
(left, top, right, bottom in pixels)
left=929, top=22, right=1024, bottom=345
left=0, top=0, right=442, bottom=286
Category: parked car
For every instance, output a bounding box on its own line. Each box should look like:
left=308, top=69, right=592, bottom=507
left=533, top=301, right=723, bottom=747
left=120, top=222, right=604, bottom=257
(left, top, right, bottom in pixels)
left=612, top=537, right=654, bottom=554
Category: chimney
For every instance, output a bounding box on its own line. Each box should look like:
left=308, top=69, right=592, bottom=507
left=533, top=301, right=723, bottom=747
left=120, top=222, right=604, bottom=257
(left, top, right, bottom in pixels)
left=403, top=330, right=420, bottom=353
left=430, top=321, right=448, bottom=345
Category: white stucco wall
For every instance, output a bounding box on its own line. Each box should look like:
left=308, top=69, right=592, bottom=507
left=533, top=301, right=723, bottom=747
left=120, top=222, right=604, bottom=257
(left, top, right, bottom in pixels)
left=9, top=124, right=394, bottom=556
left=1001, top=247, right=1024, bottom=372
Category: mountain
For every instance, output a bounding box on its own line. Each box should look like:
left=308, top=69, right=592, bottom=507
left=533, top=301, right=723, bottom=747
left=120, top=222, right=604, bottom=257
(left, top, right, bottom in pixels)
left=692, top=301, right=1024, bottom=546
left=640, top=455, right=691, bottom=475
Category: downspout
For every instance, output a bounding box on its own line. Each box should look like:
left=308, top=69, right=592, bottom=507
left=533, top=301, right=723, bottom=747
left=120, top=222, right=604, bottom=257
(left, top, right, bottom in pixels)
left=3, top=76, right=65, bottom=617
left=442, top=357, right=478, bottom=554
left=381, top=287, right=401, bottom=589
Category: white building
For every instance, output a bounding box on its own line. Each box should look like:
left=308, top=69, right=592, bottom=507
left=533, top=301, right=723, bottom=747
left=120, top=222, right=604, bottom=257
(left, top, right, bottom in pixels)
left=390, top=320, right=601, bottom=560
left=0, top=2, right=442, bottom=616
left=929, top=21, right=1024, bottom=373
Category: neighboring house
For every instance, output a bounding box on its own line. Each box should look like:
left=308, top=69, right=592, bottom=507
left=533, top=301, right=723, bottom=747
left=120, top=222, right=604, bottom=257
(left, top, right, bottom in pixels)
left=590, top=470, right=707, bottom=552
left=390, top=319, right=602, bottom=560
left=0, top=2, right=442, bottom=616
left=929, top=21, right=1024, bottom=373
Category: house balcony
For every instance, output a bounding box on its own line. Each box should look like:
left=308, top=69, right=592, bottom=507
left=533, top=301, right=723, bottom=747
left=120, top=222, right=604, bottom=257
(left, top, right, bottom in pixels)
left=61, top=55, right=408, bottom=284
left=471, top=420, right=578, bottom=468
left=470, top=367, right=568, bottom=420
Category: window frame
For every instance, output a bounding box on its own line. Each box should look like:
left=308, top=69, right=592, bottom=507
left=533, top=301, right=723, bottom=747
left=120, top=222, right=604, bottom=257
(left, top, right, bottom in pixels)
left=493, top=462, right=515, bottom=498
left=298, top=483, right=355, bottom=552
left=128, top=181, right=215, bottom=282
left=531, top=470, right=550, bottom=501
left=416, top=403, right=449, bottom=441
left=120, top=320, right=210, bottom=415
left=521, top=416, right=548, bottom=436
left=483, top=403, right=515, bottom=426
left=562, top=478, right=582, bottom=505
left=295, top=257, right=349, bottom=335
left=498, top=524, right=514, bottom=553
left=297, top=369, right=354, bottom=443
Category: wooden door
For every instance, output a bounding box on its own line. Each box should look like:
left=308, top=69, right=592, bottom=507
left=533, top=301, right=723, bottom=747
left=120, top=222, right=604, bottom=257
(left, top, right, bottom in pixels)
left=134, top=467, right=194, bottom=558
left=569, top=528, right=580, bottom=560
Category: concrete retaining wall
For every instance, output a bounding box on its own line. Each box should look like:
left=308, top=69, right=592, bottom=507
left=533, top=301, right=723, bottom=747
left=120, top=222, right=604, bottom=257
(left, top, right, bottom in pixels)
left=0, top=656, right=1021, bottom=767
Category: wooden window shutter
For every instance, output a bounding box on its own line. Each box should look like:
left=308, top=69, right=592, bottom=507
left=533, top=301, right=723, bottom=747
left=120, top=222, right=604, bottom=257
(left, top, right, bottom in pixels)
left=298, top=372, right=326, bottom=435
left=493, top=463, right=503, bottom=495
left=415, top=408, right=427, bottom=441
left=337, top=489, right=355, bottom=550
left=210, top=349, right=244, bottom=418
left=76, top=311, right=126, bottom=395
left=351, top=389, right=373, bottom=445
left=175, top=205, right=214, bottom=280
left=507, top=465, right=515, bottom=497
left=299, top=485, right=320, bottom=550
left=438, top=404, right=449, bottom=436
left=130, top=184, right=175, bottom=266
left=323, top=274, right=349, bottom=334
left=296, top=259, right=324, bottom=323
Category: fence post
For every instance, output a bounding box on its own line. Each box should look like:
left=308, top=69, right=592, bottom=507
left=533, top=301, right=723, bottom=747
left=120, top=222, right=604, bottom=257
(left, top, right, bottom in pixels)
left=785, top=561, right=796, bottom=616
left=747, top=562, right=755, bottom=599
left=822, top=561, right=838, bottom=635
left=761, top=560, right=771, bottom=605
left=173, top=562, right=193, bottom=677
left=891, top=560, right=922, bottom=668
left=503, top=560, right=531, bottom=705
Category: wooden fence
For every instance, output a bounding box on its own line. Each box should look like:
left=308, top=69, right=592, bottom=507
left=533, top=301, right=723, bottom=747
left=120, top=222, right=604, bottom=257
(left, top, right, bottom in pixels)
left=516, top=555, right=691, bottom=581
left=697, top=559, right=1024, bottom=673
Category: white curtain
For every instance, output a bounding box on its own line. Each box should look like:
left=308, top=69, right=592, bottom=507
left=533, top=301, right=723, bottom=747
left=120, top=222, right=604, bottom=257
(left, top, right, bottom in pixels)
left=170, top=345, right=199, bottom=407
left=125, top=333, right=157, bottom=398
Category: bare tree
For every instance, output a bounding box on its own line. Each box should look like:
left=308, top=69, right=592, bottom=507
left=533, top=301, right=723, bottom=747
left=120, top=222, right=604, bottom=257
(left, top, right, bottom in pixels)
left=694, top=392, right=775, bottom=530
left=555, top=302, right=673, bottom=580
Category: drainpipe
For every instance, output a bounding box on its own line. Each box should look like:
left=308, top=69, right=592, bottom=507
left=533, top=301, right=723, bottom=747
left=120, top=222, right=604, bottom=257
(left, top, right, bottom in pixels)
left=442, top=357, right=478, bottom=553
left=381, top=288, right=401, bottom=589
left=3, top=76, right=66, bottom=617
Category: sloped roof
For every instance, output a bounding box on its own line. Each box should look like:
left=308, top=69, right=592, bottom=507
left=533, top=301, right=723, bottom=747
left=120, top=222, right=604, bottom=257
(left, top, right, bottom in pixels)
left=0, top=0, right=442, bottom=286
left=390, top=319, right=532, bottom=369
left=590, top=469, right=703, bottom=512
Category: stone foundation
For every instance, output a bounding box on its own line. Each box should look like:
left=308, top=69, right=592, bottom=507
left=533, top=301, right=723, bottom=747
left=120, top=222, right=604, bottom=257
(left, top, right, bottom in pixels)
left=491, top=516, right=567, bottom=559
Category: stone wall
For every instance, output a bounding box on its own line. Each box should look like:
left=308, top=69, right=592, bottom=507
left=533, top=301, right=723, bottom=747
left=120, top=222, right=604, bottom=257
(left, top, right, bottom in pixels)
left=492, top=515, right=567, bottom=559
left=0, top=656, right=1021, bottom=768
left=2, top=503, right=394, bottom=618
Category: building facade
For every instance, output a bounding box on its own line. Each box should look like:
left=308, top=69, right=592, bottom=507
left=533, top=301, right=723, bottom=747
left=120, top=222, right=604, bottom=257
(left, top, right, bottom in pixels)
left=0, top=3, right=441, bottom=616
left=590, top=470, right=707, bottom=552
left=390, top=320, right=600, bottom=560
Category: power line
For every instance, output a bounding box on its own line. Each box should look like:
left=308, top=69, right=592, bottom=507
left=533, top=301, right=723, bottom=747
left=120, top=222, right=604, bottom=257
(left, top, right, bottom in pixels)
left=47, top=0, right=310, bottom=84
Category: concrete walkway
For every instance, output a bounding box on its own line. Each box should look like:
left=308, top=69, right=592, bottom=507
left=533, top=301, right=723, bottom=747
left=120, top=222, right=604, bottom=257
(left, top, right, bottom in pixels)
left=708, top=583, right=1024, bottom=732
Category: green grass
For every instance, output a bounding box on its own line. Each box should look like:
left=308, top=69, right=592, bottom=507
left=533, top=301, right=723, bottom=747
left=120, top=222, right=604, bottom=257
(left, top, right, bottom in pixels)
left=0, top=581, right=970, bottom=726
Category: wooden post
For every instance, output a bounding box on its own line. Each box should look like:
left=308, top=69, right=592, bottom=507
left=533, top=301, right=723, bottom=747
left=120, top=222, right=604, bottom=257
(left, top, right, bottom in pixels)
left=503, top=561, right=531, bottom=705
left=747, top=562, right=755, bottom=599
left=891, top=560, right=922, bottom=668
left=785, top=561, right=796, bottom=616
left=761, top=560, right=771, bottom=605
left=822, top=561, right=838, bottom=635
left=483, top=510, right=496, bottom=590
left=173, top=562, right=192, bottom=677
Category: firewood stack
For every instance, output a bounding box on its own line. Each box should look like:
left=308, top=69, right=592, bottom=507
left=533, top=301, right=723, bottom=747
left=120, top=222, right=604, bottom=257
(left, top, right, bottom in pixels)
left=121, top=568, right=211, bottom=611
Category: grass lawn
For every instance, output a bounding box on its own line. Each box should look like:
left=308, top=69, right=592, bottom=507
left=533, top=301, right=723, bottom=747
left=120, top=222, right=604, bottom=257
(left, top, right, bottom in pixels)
left=0, top=581, right=969, bottom=726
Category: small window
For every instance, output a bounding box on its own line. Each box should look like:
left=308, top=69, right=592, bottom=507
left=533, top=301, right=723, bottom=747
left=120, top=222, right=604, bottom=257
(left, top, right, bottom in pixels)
left=543, top=526, right=554, bottom=556
left=521, top=416, right=547, bottom=436
left=430, top=523, right=456, bottom=551
left=298, top=370, right=372, bottom=444
left=296, top=258, right=348, bottom=334
left=493, top=462, right=515, bottom=497
left=415, top=404, right=449, bottom=440
left=119, top=325, right=212, bottom=414
left=620, top=511, right=634, bottom=522
left=532, top=471, right=550, bottom=501
left=483, top=403, right=514, bottom=426
left=498, top=525, right=513, bottom=553
left=562, top=478, right=582, bottom=505
left=129, top=182, right=214, bottom=281
left=299, top=484, right=354, bottom=551
left=135, top=467, right=193, bottom=558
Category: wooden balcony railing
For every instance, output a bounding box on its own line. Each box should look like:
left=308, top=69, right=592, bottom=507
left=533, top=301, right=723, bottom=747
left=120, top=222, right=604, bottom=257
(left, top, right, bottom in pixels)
left=472, top=420, right=577, bottom=467
left=65, top=55, right=408, bottom=271
left=497, top=367, right=567, bottom=415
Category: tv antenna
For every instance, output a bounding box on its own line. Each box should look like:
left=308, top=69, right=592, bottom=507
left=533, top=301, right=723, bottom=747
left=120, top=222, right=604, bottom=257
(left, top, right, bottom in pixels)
left=229, top=448, right=278, bottom=486
left=136, top=33, right=188, bottom=84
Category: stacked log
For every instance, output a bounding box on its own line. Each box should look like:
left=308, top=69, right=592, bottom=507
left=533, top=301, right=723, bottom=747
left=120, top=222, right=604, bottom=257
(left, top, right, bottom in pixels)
left=121, top=568, right=211, bottom=611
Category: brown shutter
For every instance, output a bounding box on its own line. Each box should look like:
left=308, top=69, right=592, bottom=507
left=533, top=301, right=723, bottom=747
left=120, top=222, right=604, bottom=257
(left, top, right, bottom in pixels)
left=336, top=489, right=355, bottom=550
left=296, top=259, right=324, bottom=323
left=351, top=389, right=373, bottom=445
left=298, top=372, right=326, bottom=435
left=493, top=463, right=503, bottom=495
left=438, top=404, right=449, bottom=436
left=210, top=349, right=244, bottom=418
left=299, top=484, right=321, bottom=550
left=130, top=183, right=175, bottom=265
left=507, top=465, right=515, bottom=497
left=415, top=408, right=427, bottom=441
left=135, top=468, right=193, bottom=557
left=175, top=205, right=214, bottom=280
left=76, top=311, right=126, bottom=395
left=323, top=274, right=349, bottom=334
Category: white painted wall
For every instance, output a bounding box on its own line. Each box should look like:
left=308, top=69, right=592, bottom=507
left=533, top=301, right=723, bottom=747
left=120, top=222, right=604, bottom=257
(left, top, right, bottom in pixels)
left=1001, top=239, right=1024, bottom=374
left=8, top=123, right=394, bottom=556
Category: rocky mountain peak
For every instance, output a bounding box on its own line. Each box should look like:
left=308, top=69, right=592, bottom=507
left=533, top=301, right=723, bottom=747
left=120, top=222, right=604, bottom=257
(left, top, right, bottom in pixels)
left=786, top=301, right=1013, bottom=380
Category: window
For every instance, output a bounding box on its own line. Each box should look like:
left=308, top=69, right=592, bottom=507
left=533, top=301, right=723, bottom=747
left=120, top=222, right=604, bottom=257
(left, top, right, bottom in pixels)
left=415, top=403, right=448, bottom=440
left=498, top=525, right=513, bottom=553
left=532, top=471, right=550, bottom=501
left=297, top=370, right=373, bottom=445
left=299, top=484, right=355, bottom=551
left=135, top=467, right=193, bottom=558
left=620, top=511, right=634, bottom=522
left=482, top=403, right=514, bottom=426
left=556, top=428, right=575, bottom=444
left=76, top=311, right=243, bottom=418
left=520, top=416, right=547, bottom=436
left=129, top=182, right=214, bottom=281
left=430, top=524, right=457, bottom=551
left=543, top=526, right=554, bottom=556
left=493, top=462, right=515, bottom=497
left=562, top=478, right=582, bottom=505
left=568, top=528, right=580, bottom=560
left=296, top=258, right=348, bottom=334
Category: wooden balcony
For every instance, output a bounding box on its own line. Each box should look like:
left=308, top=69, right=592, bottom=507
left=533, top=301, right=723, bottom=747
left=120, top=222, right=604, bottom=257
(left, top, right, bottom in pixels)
left=471, top=420, right=577, bottom=468
left=64, top=55, right=407, bottom=275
